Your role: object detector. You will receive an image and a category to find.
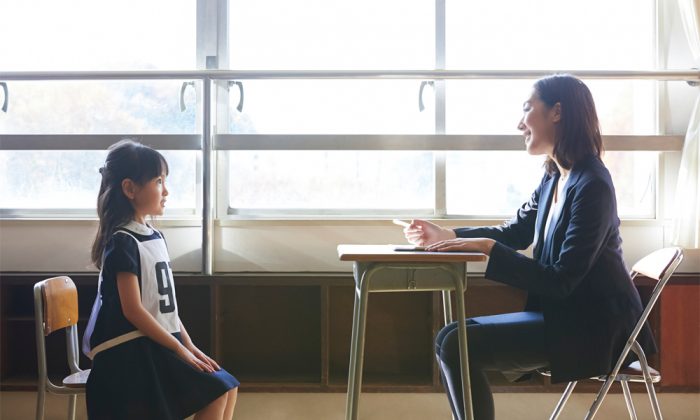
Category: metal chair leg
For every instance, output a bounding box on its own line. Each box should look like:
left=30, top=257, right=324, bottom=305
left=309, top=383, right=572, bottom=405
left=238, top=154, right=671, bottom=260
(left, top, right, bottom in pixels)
left=68, top=394, right=78, bottom=420
left=637, top=348, right=663, bottom=420
left=645, top=380, right=663, bottom=420
left=549, top=381, right=577, bottom=420
left=621, top=381, right=638, bottom=420
left=35, top=386, right=45, bottom=420
left=585, top=375, right=616, bottom=420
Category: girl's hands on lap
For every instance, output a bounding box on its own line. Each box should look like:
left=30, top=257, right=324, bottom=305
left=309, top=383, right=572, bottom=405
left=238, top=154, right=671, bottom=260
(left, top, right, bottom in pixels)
left=188, top=344, right=221, bottom=371
left=404, top=219, right=456, bottom=246
left=176, top=345, right=216, bottom=373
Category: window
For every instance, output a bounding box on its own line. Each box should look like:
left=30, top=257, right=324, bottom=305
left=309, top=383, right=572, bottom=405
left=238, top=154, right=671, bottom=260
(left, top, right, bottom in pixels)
left=0, top=0, right=664, bottom=219
left=0, top=0, right=198, bottom=213
left=222, top=0, right=658, bottom=218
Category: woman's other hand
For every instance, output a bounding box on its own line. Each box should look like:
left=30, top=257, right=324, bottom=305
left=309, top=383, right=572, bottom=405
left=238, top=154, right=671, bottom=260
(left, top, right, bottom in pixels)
left=425, top=238, right=495, bottom=255
left=404, top=219, right=456, bottom=246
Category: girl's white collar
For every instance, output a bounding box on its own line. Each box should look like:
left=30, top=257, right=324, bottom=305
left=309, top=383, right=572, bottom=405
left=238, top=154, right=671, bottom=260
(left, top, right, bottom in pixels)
left=121, top=220, right=154, bottom=235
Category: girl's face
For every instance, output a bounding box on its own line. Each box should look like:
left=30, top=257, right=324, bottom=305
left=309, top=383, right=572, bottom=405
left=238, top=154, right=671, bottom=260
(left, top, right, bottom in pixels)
left=517, top=89, right=560, bottom=157
left=128, top=172, right=169, bottom=221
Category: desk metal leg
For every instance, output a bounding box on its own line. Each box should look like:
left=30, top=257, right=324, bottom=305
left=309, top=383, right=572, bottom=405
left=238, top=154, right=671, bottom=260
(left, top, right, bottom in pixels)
left=346, top=266, right=371, bottom=420
left=453, top=274, right=474, bottom=420
left=441, top=290, right=453, bottom=325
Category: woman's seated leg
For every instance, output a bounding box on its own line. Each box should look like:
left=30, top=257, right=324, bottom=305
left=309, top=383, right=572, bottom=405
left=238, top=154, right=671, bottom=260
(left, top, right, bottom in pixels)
left=435, top=312, right=548, bottom=420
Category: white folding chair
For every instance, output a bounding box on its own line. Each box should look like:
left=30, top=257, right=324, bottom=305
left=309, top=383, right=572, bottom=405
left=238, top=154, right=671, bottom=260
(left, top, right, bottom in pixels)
left=546, top=247, right=684, bottom=420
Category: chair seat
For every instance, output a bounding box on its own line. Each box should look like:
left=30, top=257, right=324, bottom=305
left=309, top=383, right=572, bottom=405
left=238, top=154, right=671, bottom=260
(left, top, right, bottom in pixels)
left=596, top=361, right=661, bottom=383
left=539, top=361, right=660, bottom=383
left=63, top=369, right=90, bottom=388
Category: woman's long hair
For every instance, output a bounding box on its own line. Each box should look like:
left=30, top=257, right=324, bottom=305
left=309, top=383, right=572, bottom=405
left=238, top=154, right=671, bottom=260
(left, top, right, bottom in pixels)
left=91, top=139, right=169, bottom=268
left=534, top=74, right=603, bottom=175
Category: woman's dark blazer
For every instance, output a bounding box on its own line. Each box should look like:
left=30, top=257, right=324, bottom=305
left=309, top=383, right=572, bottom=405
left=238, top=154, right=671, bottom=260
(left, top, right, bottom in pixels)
left=454, top=155, right=656, bottom=383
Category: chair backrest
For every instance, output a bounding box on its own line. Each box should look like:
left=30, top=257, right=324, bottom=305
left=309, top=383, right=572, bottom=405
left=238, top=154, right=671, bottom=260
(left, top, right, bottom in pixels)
left=630, top=247, right=684, bottom=283
left=34, top=276, right=83, bottom=392
left=40, top=276, right=79, bottom=335
left=607, top=247, right=684, bottom=380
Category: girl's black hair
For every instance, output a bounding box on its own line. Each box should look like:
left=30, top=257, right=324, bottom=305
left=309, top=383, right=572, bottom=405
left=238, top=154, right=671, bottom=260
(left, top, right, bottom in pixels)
left=91, top=139, right=169, bottom=268
left=534, top=74, right=604, bottom=175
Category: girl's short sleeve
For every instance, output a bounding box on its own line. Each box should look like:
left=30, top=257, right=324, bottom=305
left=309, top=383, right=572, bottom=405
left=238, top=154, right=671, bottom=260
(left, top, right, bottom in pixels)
left=103, top=233, right=140, bottom=275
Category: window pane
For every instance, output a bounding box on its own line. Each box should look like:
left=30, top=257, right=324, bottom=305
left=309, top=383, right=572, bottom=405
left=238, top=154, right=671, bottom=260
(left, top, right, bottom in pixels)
left=223, top=80, right=433, bottom=134
left=229, top=0, right=434, bottom=70
left=603, top=152, right=656, bottom=218
left=227, top=151, right=433, bottom=211
left=446, top=0, right=653, bottom=70
left=446, top=80, right=655, bottom=135
left=446, top=152, right=655, bottom=218
left=446, top=152, right=544, bottom=216
left=0, top=81, right=198, bottom=134
left=0, top=151, right=198, bottom=210
left=0, top=0, right=195, bottom=71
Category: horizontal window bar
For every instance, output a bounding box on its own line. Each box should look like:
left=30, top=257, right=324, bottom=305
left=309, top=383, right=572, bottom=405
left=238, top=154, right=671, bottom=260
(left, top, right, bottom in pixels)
left=0, top=134, right=682, bottom=151
left=0, top=69, right=697, bottom=82
left=216, top=135, right=683, bottom=151
left=0, top=134, right=202, bottom=150
left=227, top=208, right=435, bottom=217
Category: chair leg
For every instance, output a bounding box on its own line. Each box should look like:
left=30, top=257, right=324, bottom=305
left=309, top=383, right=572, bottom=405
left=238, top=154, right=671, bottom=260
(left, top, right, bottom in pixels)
left=643, top=378, right=663, bottom=420
left=621, top=381, right=638, bottom=420
left=35, top=387, right=45, bottom=420
left=549, top=381, right=577, bottom=420
left=68, top=394, right=77, bottom=420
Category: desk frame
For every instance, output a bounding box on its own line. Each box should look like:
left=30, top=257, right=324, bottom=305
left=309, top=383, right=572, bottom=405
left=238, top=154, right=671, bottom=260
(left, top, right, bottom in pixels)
left=344, top=260, right=475, bottom=420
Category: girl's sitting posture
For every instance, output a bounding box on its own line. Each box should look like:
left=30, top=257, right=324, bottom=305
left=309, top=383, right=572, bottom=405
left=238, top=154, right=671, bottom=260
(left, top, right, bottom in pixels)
left=83, top=140, right=239, bottom=420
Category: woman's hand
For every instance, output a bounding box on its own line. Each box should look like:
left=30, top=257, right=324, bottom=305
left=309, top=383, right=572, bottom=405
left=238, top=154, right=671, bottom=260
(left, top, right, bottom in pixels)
left=404, top=219, right=456, bottom=246
left=175, top=344, right=216, bottom=373
left=425, top=238, right=496, bottom=255
left=186, top=343, right=221, bottom=372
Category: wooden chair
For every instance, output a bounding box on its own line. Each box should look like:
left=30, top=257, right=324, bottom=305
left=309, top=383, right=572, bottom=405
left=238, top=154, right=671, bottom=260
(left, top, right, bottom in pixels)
left=545, top=247, right=684, bottom=420
left=34, top=276, right=91, bottom=420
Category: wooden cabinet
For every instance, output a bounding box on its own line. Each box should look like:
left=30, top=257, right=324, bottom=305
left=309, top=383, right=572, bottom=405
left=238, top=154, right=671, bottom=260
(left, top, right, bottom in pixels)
left=1, top=274, right=697, bottom=392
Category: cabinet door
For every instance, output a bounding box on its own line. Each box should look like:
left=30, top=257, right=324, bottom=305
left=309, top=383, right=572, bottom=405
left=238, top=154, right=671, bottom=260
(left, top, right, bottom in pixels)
left=660, top=284, right=700, bottom=388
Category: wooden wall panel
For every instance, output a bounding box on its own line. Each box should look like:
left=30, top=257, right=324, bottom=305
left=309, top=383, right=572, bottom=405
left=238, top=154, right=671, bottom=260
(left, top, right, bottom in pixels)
left=660, top=285, right=700, bottom=388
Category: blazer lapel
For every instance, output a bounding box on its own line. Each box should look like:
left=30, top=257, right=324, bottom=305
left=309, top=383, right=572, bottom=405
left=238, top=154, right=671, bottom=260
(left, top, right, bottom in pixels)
left=533, top=175, right=557, bottom=259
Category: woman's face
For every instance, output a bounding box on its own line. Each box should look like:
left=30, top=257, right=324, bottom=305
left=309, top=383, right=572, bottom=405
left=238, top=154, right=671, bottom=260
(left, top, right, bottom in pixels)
left=517, top=89, right=560, bottom=156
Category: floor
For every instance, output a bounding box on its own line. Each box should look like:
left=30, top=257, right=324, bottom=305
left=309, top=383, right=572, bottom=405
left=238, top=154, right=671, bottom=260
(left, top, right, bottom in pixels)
left=2, top=391, right=699, bottom=419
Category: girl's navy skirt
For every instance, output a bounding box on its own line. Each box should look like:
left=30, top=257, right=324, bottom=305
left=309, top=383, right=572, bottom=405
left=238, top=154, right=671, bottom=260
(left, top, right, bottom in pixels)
left=86, top=333, right=239, bottom=419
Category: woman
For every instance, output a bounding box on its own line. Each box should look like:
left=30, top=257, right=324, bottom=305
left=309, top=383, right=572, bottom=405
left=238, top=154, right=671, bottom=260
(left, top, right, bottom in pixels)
left=404, top=74, right=655, bottom=420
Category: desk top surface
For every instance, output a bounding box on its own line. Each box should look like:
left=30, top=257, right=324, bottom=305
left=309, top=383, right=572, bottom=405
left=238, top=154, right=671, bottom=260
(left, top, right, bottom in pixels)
left=337, top=244, right=488, bottom=263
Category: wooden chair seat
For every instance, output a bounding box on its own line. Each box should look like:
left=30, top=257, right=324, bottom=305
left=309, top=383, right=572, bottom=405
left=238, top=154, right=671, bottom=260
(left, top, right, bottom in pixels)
left=63, top=369, right=90, bottom=388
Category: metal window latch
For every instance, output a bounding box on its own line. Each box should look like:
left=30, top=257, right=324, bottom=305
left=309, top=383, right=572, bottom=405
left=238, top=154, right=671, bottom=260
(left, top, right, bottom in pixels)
left=688, top=68, right=700, bottom=87
left=418, top=80, right=434, bottom=112
left=228, top=81, right=244, bottom=112
left=1, top=82, right=8, bottom=112
left=179, top=81, right=195, bottom=112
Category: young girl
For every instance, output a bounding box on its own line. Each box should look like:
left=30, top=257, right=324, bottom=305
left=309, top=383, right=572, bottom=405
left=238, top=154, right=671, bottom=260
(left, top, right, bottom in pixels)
left=83, top=139, right=239, bottom=420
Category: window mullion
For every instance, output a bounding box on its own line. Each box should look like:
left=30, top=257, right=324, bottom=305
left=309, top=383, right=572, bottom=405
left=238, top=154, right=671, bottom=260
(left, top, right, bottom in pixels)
left=434, top=0, right=447, bottom=217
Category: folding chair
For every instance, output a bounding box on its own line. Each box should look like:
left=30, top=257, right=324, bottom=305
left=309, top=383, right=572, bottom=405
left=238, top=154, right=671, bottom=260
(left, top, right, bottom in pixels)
left=34, top=276, right=91, bottom=420
left=546, top=247, right=684, bottom=420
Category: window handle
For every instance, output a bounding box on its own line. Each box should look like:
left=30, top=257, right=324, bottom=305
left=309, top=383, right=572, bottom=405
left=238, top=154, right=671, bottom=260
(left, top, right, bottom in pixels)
left=179, top=81, right=195, bottom=112
left=418, top=80, right=434, bottom=112
left=228, top=81, right=244, bottom=112
left=1, top=82, right=7, bottom=112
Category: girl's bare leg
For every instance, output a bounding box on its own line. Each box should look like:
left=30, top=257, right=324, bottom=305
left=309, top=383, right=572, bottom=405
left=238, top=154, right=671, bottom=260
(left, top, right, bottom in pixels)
left=223, top=387, right=238, bottom=419
left=194, top=393, right=227, bottom=420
